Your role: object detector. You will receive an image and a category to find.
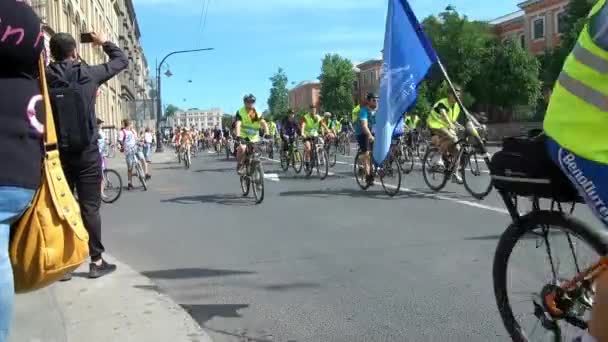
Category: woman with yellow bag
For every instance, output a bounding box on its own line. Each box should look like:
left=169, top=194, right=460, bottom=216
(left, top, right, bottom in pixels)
left=0, top=1, right=45, bottom=340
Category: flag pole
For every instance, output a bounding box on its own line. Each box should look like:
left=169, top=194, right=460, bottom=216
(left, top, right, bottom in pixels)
left=436, top=59, right=481, bottom=127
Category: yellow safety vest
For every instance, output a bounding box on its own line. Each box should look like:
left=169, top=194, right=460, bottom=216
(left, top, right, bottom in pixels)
left=303, top=113, right=321, bottom=137
left=544, top=0, right=608, bottom=163
left=352, top=105, right=361, bottom=123
left=427, top=98, right=460, bottom=129
left=238, top=107, right=261, bottom=142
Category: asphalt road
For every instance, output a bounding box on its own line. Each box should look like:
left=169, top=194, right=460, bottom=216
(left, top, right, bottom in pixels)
left=100, top=145, right=602, bottom=342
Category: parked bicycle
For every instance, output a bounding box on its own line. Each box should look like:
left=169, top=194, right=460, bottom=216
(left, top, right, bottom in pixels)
left=238, top=139, right=266, bottom=204
left=304, top=136, right=329, bottom=180
left=421, top=121, right=493, bottom=200
left=280, top=139, right=303, bottom=174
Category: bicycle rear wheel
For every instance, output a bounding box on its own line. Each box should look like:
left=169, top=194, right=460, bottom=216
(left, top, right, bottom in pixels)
left=422, top=147, right=448, bottom=192
left=328, top=144, right=337, bottom=167
left=354, top=152, right=370, bottom=190
left=292, top=150, right=303, bottom=174
left=494, top=211, right=607, bottom=342
left=399, top=145, right=415, bottom=174
left=101, top=169, right=123, bottom=203
left=380, top=157, right=402, bottom=197
left=462, top=151, right=493, bottom=200
left=251, top=161, right=264, bottom=204
left=317, top=148, right=329, bottom=180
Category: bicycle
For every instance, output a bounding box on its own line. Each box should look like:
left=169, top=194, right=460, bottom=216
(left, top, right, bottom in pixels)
left=238, top=139, right=265, bottom=204
left=353, top=141, right=402, bottom=197
left=132, top=146, right=148, bottom=191
left=409, top=128, right=429, bottom=159
left=100, top=156, right=122, bottom=204
left=303, top=136, right=329, bottom=180
left=338, top=131, right=352, bottom=156
left=263, top=138, right=275, bottom=160
left=421, top=122, right=493, bottom=200
left=280, top=138, right=303, bottom=174
left=225, top=136, right=235, bottom=160
left=182, top=145, right=191, bottom=169
left=324, top=134, right=338, bottom=168
left=489, top=139, right=602, bottom=342
left=391, top=135, right=415, bottom=175
left=102, top=142, right=116, bottom=159
left=215, top=138, right=223, bottom=158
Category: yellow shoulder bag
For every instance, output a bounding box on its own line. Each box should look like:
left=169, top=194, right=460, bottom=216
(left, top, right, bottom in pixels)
left=10, top=57, right=89, bottom=293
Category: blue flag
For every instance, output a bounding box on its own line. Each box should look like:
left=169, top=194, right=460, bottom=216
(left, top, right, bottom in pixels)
left=373, top=0, right=437, bottom=165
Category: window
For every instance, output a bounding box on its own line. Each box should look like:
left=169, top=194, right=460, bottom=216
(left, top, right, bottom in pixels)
left=557, top=11, right=567, bottom=34
left=520, top=34, right=525, bottom=49
left=533, top=17, right=545, bottom=40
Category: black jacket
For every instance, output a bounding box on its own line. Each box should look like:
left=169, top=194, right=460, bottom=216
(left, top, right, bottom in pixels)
left=46, top=42, right=128, bottom=150
left=0, top=1, right=45, bottom=189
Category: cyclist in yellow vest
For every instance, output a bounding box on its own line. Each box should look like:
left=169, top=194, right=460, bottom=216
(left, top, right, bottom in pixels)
left=544, top=3, right=608, bottom=340
left=300, top=105, right=330, bottom=168
left=352, top=104, right=361, bottom=123
left=268, top=120, right=278, bottom=138
left=427, top=86, right=463, bottom=183
left=234, top=94, right=269, bottom=175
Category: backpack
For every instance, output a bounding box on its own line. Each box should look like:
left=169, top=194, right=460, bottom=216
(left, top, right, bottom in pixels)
left=48, top=64, right=93, bottom=152
left=489, top=130, right=580, bottom=202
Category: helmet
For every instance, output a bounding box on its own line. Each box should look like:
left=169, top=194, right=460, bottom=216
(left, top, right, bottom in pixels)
left=323, top=112, right=332, bottom=117
left=243, top=94, right=256, bottom=103
left=366, top=92, right=379, bottom=101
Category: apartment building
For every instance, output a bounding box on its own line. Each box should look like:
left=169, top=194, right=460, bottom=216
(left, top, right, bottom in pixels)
left=356, top=59, right=383, bottom=102
left=31, top=0, right=150, bottom=138
left=491, top=0, right=570, bottom=55
left=173, top=108, right=223, bottom=131
left=288, top=80, right=321, bottom=112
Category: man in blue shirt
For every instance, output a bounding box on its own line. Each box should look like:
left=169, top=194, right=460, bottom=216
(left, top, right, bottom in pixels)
left=355, top=92, right=379, bottom=186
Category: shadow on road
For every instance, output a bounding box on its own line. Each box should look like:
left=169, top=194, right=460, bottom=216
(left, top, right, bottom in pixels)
left=161, top=194, right=255, bottom=207
left=142, top=268, right=255, bottom=280
left=194, top=167, right=235, bottom=173
left=182, top=304, right=250, bottom=325
left=155, top=165, right=185, bottom=170
left=279, top=188, right=427, bottom=200
left=464, top=230, right=567, bottom=241
left=203, top=327, right=274, bottom=342
left=133, top=284, right=162, bottom=292
left=261, top=282, right=320, bottom=292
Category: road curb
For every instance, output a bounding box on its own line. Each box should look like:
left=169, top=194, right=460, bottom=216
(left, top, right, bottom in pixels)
left=11, top=254, right=213, bottom=342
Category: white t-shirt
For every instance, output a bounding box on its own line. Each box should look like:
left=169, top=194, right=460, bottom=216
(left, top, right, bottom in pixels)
left=119, top=129, right=137, bottom=150
left=144, top=132, right=153, bottom=144
left=98, top=130, right=106, bottom=153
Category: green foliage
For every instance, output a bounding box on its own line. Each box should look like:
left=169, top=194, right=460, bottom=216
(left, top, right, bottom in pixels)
left=165, top=104, right=180, bottom=117
left=267, top=68, right=290, bottom=120
left=319, top=54, right=356, bottom=116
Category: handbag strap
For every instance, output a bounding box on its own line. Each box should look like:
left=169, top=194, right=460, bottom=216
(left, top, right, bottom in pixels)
left=38, top=57, right=58, bottom=147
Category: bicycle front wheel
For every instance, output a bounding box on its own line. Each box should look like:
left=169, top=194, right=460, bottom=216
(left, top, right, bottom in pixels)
left=240, top=176, right=250, bottom=196
left=292, top=150, right=303, bottom=174
left=280, top=150, right=289, bottom=171
left=317, top=149, right=329, bottom=180
left=380, top=157, right=402, bottom=197
left=422, top=147, right=448, bottom=192
left=494, top=211, right=607, bottom=342
left=136, top=164, right=147, bottom=191
left=101, top=169, right=123, bottom=203
left=462, top=151, right=493, bottom=200
left=251, top=161, right=265, bottom=204
left=328, top=144, right=337, bottom=167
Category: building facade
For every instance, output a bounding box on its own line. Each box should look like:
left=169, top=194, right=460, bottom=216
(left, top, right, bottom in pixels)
left=491, top=0, right=570, bottom=55
left=173, top=108, right=223, bottom=131
left=356, top=59, right=383, bottom=102
left=31, top=0, right=150, bottom=140
left=288, top=80, right=320, bottom=112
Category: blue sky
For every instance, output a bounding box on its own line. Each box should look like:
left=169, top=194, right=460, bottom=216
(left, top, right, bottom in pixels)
left=132, top=0, right=521, bottom=114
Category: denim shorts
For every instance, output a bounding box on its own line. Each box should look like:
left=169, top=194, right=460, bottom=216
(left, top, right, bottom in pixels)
left=125, top=148, right=145, bottom=169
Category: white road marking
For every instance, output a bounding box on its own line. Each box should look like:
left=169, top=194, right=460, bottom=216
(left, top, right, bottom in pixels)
left=264, top=173, right=280, bottom=182
left=261, top=156, right=507, bottom=215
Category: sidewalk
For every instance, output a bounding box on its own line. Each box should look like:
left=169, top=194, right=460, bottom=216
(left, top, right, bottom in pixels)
left=11, top=254, right=212, bottom=342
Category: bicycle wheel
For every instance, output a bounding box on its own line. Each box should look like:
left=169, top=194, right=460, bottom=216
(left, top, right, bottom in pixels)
left=462, top=151, right=493, bottom=200
left=305, top=151, right=314, bottom=178
left=292, top=150, right=303, bottom=174
left=353, top=152, right=370, bottom=190
left=136, top=164, right=147, bottom=191
left=338, top=139, right=346, bottom=155
left=280, top=150, right=289, bottom=171
left=399, top=145, right=415, bottom=174
left=101, top=169, right=123, bottom=204
left=493, top=211, right=607, bottom=342
left=328, top=143, right=337, bottom=168
left=184, top=152, right=191, bottom=169
left=226, top=145, right=231, bottom=160
left=317, top=148, right=329, bottom=180
left=240, top=175, right=250, bottom=196
left=422, top=147, right=448, bottom=192
left=251, top=161, right=265, bottom=204
left=268, top=145, right=274, bottom=160
left=417, top=141, right=428, bottom=159
left=380, top=157, right=402, bottom=197
left=177, top=150, right=182, bottom=163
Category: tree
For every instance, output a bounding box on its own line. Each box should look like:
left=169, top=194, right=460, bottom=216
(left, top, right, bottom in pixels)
left=318, top=54, right=356, bottom=117
left=165, top=104, right=181, bottom=117
left=267, top=68, right=290, bottom=120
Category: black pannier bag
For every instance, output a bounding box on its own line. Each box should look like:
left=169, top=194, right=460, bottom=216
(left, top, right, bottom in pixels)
left=489, top=130, right=580, bottom=203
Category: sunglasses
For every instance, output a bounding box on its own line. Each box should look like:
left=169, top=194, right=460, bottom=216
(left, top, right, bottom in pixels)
left=245, top=100, right=256, bottom=104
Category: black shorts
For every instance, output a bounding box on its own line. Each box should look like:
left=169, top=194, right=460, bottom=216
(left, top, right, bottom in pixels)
left=357, top=134, right=372, bottom=152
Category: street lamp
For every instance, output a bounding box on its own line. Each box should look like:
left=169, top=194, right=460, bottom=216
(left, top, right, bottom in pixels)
left=155, top=48, right=214, bottom=152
